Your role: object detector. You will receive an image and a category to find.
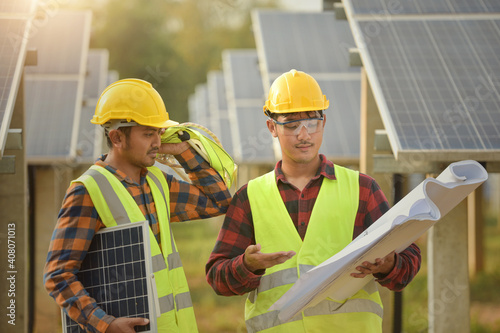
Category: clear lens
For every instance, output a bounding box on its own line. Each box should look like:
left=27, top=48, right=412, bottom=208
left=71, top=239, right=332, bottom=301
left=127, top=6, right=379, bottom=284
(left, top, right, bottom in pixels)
left=274, top=118, right=323, bottom=136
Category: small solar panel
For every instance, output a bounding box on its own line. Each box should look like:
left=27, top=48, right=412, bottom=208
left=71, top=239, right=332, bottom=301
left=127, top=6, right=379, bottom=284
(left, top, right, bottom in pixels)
left=62, top=221, right=157, bottom=333
left=348, top=0, right=500, bottom=15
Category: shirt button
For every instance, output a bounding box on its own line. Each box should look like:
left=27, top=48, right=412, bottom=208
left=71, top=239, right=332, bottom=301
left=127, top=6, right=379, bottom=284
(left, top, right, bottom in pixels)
left=301, top=222, right=305, bottom=226
left=301, top=194, right=304, bottom=198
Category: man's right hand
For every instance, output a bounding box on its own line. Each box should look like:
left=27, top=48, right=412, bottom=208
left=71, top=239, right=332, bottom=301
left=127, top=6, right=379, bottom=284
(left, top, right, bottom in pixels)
left=106, top=317, right=149, bottom=333
left=243, top=243, right=295, bottom=273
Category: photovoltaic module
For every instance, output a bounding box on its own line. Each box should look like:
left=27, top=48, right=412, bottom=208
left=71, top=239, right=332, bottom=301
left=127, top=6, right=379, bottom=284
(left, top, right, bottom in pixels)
left=62, top=221, right=157, bottom=332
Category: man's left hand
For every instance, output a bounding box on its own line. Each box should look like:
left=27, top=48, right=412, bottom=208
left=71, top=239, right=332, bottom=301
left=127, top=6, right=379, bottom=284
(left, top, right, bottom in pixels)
left=350, top=251, right=396, bottom=278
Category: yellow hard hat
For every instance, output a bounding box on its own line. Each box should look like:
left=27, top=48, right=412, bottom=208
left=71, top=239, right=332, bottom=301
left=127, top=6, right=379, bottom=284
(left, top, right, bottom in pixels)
left=91, top=78, right=178, bottom=128
left=263, top=69, right=329, bottom=114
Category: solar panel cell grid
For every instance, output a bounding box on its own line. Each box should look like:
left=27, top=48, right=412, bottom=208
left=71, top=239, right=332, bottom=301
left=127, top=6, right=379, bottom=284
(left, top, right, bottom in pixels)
left=358, top=18, right=500, bottom=154
left=349, top=0, right=500, bottom=15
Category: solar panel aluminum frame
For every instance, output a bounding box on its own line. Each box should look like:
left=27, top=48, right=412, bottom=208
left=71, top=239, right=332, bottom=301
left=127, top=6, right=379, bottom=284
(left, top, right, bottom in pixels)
left=61, top=221, right=159, bottom=333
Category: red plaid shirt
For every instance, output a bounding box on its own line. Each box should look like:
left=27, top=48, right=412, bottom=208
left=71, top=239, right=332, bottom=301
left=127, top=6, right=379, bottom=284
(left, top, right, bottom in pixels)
left=44, top=147, right=231, bottom=332
left=206, top=155, right=421, bottom=296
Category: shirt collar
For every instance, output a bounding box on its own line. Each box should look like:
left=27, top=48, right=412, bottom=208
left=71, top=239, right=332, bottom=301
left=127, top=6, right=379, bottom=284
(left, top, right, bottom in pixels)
left=274, top=154, right=336, bottom=185
left=95, top=154, right=149, bottom=185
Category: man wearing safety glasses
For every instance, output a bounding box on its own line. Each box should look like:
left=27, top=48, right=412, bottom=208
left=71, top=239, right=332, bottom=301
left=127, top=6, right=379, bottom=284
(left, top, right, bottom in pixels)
left=206, top=69, right=421, bottom=332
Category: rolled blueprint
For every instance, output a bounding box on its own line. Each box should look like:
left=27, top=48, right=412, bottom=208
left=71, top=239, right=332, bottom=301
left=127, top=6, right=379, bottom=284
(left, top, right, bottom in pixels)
left=270, top=160, right=488, bottom=322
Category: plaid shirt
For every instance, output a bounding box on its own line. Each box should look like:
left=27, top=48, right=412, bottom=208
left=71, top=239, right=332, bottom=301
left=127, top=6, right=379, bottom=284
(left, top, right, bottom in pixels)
left=206, top=155, right=421, bottom=296
left=44, top=147, right=231, bottom=333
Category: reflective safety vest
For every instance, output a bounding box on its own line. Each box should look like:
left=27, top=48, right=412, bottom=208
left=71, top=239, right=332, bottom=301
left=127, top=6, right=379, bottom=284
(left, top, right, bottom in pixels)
left=74, top=165, right=198, bottom=333
left=246, top=165, right=383, bottom=333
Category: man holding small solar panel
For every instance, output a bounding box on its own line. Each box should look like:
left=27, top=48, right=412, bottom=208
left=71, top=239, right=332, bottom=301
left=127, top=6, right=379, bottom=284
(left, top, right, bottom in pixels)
left=44, top=79, right=233, bottom=332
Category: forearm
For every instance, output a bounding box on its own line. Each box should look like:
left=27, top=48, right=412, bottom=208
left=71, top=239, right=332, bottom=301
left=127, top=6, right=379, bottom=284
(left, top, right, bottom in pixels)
left=206, top=252, right=262, bottom=296
left=44, top=267, right=114, bottom=332
left=169, top=147, right=232, bottom=221
left=375, top=243, right=422, bottom=291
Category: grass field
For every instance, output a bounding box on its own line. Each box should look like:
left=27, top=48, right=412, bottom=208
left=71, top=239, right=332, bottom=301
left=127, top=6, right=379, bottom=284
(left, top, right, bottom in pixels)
left=172, top=215, right=500, bottom=332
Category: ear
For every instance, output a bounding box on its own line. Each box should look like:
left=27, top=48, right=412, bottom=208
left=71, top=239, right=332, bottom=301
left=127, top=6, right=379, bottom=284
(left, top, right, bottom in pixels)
left=322, top=114, right=326, bottom=128
left=108, top=129, right=123, bottom=148
left=266, top=119, right=278, bottom=138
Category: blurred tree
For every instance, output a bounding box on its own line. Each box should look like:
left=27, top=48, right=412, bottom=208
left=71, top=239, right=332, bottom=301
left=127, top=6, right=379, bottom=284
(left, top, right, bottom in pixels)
left=83, top=0, right=275, bottom=122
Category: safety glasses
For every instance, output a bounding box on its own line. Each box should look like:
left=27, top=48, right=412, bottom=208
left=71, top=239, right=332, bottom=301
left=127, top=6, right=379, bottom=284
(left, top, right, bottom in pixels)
left=272, top=117, right=324, bottom=136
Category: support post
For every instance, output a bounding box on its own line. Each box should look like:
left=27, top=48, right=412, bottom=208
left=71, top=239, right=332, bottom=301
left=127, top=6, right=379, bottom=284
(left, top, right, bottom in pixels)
left=428, top=199, right=470, bottom=333
left=468, top=186, right=484, bottom=277
left=360, top=68, right=394, bottom=332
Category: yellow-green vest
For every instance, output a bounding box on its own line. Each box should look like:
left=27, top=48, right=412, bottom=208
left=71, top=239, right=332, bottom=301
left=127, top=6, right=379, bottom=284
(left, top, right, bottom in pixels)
left=245, top=165, right=383, bottom=333
left=74, top=165, right=198, bottom=333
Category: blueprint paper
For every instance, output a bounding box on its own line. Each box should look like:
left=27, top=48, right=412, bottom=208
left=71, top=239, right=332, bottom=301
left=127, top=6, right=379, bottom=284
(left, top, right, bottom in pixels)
left=270, top=160, right=488, bottom=322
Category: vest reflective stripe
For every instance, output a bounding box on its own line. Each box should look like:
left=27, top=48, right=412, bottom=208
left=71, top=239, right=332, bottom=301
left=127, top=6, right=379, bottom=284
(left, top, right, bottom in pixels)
left=175, top=292, right=194, bottom=310
left=246, top=166, right=383, bottom=332
left=246, top=298, right=384, bottom=332
left=147, top=170, right=178, bottom=254
left=255, top=265, right=315, bottom=294
left=159, top=293, right=175, bottom=313
left=152, top=254, right=168, bottom=272
left=74, top=165, right=198, bottom=332
left=168, top=252, right=183, bottom=270
left=79, top=169, right=129, bottom=225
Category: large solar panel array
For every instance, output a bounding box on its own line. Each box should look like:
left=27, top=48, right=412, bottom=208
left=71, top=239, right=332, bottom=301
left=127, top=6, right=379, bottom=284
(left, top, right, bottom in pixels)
left=252, top=10, right=361, bottom=163
left=348, top=0, right=500, bottom=15
left=343, top=0, right=500, bottom=161
left=0, top=0, right=36, bottom=157
left=207, top=70, right=234, bottom=158
left=77, top=49, right=109, bottom=164
left=222, top=49, right=274, bottom=164
left=25, top=10, right=91, bottom=163
left=62, top=221, right=156, bottom=333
